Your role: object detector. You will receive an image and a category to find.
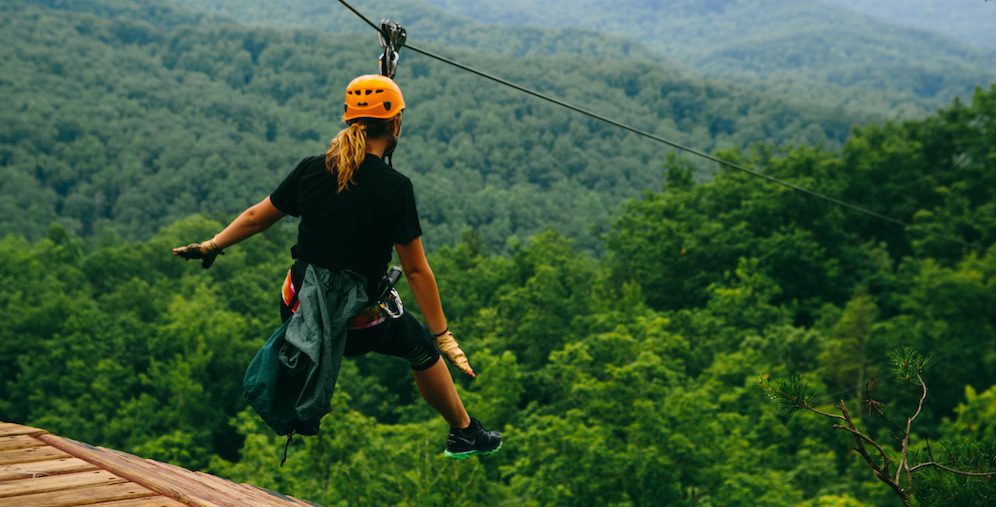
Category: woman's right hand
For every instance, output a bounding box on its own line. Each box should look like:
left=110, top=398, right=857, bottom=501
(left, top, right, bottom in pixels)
left=172, top=240, right=224, bottom=269
left=171, top=197, right=284, bottom=270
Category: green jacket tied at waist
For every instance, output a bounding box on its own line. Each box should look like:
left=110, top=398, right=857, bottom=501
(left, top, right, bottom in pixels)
left=243, top=264, right=369, bottom=436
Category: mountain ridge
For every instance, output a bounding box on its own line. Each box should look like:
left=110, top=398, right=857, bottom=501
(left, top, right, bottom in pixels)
left=2, top=0, right=860, bottom=250
left=419, top=0, right=996, bottom=115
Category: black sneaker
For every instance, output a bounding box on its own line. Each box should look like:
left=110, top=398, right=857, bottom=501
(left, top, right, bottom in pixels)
left=444, top=417, right=502, bottom=460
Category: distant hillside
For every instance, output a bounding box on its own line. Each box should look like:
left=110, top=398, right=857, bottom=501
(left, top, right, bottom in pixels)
left=825, top=0, right=996, bottom=49
left=1, top=0, right=859, bottom=249
left=168, top=0, right=655, bottom=60
left=420, top=0, right=996, bottom=116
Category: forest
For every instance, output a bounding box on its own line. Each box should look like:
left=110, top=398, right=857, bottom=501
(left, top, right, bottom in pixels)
left=3, top=85, right=994, bottom=507
left=2, top=0, right=995, bottom=505
left=1, top=0, right=862, bottom=251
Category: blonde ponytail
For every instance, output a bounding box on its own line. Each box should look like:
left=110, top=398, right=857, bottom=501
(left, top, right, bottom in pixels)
left=325, top=122, right=368, bottom=192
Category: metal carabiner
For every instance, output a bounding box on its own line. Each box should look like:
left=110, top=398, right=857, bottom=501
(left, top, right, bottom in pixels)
left=379, top=288, right=404, bottom=319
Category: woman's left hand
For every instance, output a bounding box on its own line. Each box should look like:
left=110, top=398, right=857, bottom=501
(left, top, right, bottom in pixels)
left=436, top=331, right=476, bottom=379
left=172, top=240, right=224, bottom=269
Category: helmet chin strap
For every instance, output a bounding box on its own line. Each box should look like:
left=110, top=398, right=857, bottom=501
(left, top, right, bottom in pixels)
left=384, top=136, right=398, bottom=167
left=383, top=115, right=402, bottom=167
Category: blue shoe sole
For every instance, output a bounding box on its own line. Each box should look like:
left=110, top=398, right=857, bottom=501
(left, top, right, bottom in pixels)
left=443, top=440, right=502, bottom=460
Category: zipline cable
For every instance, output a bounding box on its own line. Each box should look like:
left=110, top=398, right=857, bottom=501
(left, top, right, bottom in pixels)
left=335, top=0, right=976, bottom=252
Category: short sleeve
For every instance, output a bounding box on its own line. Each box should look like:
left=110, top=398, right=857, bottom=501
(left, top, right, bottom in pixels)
left=389, top=179, right=423, bottom=244
left=269, top=158, right=307, bottom=217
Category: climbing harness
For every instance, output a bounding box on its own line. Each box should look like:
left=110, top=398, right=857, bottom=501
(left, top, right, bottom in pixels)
left=282, top=264, right=404, bottom=326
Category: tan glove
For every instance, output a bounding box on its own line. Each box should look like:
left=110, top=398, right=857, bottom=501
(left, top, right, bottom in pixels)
left=435, top=330, right=475, bottom=379
left=172, top=239, right=224, bottom=269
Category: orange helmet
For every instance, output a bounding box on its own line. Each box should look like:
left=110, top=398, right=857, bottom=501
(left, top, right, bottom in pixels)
left=343, top=74, right=405, bottom=122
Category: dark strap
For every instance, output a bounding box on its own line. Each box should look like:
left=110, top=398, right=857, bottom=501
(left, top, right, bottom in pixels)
left=280, top=432, right=294, bottom=467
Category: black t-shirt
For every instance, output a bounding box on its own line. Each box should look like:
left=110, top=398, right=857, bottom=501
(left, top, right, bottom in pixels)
left=270, top=154, right=422, bottom=295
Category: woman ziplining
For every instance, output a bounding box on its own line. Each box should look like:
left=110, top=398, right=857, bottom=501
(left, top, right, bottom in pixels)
left=172, top=74, right=502, bottom=460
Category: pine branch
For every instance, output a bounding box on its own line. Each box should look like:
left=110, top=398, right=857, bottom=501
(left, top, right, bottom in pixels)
left=908, top=462, right=996, bottom=477
left=895, top=374, right=928, bottom=486
left=761, top=348, right=988, bottom=506
left=834, top=401, right=892, bottom=477
left=758, top=374, right=845, bottom=419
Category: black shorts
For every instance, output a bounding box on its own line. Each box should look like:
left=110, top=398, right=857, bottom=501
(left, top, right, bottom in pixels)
left=279, top=292, right=440, bottom=371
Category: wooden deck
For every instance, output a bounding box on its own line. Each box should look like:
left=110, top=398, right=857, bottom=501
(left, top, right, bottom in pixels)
left=0, top=422, right=316, bottom=507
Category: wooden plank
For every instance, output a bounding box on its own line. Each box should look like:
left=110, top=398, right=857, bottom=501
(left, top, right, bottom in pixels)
left=0, top=458, right=98, bottom=481
left=34, top=434, right=311, bottom=506
left=0, top=447, right=72, bottom=466
left=228, top=481, right=299, bottom=506
left=108, top=450, right=235, bottom=507
left=140, top=457, right=266, bottom=507
left=177, top=467, right=286, bottom=507
left=232, top=482, right=314, bottom=507
left=193, top=471, right=312, bottom=506
left=0, top=469, right=125, bottom=498
left=0, top=424, right=46, bottom=438
left=0, top=436, right=46, bottom=452
left=0, top=482, right=156, bottom=507
left=129, top=453, right=305, bottom=507
left=87, top=496, right=188, bottom=507
left=238, top=481, right=315, bottom=507
left=37, top=436, right=223, bottom=507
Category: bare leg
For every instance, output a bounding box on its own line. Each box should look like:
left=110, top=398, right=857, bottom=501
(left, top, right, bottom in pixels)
left=413, top=357, right=471, bottom=428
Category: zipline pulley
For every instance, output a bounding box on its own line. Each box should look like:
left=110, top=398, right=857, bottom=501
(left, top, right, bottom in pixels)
left=378, top=19, right=406, bottom=79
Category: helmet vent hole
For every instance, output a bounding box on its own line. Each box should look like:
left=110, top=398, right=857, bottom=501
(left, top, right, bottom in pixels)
left=384, top=101, right=392, bottom=111
left=365, top=89, right=372, bottom=95
left=375, top=89, right=384, bottom=93
left=358, top=102, right=368, bottom=106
